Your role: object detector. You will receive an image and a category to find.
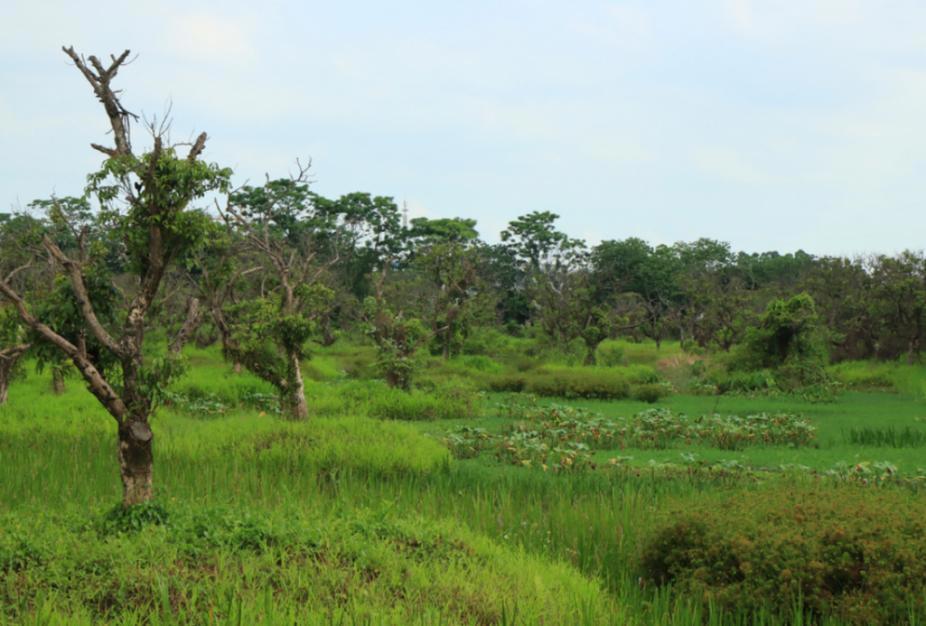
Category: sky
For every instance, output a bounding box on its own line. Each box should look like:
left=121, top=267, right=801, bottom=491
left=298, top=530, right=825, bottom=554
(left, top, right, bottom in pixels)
left=2, top=1, right=925, bottom=256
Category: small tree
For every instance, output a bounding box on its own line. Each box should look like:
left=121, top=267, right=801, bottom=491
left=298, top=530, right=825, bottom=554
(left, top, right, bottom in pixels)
left=0, top=215, right=42, bottom=404
left=221, top=173, right=337, bottom=419
left=0, top=48, right=230, bottom=505
left=870, top=252, right=926, bottom=364
left=592, top=238, right=681, bottom=349
left=740, top=293, right=829, bottom=388
left=362, top=267, right=428, bottom=390
left=416, top=241, right=486, bottom=359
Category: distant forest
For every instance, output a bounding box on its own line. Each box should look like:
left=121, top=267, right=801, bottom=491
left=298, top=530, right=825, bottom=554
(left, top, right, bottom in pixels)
left=3, top=201, right=922, bottom=370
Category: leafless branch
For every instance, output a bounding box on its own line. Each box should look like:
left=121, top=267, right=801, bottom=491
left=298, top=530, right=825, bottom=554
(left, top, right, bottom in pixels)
left=62, top=46, right=136, bottom=157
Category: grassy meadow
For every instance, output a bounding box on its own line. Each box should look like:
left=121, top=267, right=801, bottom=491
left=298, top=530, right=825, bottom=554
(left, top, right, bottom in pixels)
left=2, top=339, right=926, bottom=625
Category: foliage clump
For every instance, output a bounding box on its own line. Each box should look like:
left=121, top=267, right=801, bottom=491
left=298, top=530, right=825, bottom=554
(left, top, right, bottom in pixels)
left=639, top=486, right=926, bottom=625
left=736, top=293, right=831, bottom=390
left=487, top=365, right=668, bottom=400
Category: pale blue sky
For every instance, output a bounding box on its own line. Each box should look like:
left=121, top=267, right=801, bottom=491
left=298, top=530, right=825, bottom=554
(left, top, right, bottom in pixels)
left=2, top=1, right=925, bottom=254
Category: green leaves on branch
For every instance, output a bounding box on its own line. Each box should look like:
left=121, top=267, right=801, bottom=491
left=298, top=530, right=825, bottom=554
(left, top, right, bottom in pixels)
left=362, top=295, right=428, bottom=391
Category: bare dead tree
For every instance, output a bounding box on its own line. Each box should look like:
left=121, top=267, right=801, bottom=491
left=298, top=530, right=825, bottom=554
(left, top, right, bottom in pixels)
left=0, top=47, right=228, bottom=506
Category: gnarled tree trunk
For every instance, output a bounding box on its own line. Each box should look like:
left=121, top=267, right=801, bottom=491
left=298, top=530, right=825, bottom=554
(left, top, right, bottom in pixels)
left=285, top=354, right=309, bottom=419
left=0, top=367, right=10, bottom=405
left=118, top=419, right=153, bottom=506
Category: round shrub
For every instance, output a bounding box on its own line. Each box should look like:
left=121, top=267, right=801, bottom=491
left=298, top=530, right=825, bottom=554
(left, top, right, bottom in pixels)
left=596, top=341, right=626, bottom=367
left=487, top=373, right=527, bottom=393
left=630, top=382, right=669, bottom=403
left=639, top=485, right=926, bottom=625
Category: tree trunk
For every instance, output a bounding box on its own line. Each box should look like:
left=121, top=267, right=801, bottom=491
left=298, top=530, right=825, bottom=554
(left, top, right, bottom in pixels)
left=0, top=351, right=22, bottom=406
left=117, top=419, right=154, bottom=506
left=52, top=368, right=66, bottom=395
left=583, top=343, right=597, bottom=366
left=0, top=374, right=9, bottom=406
left=320, top=319, right=337, bottom=347
left=285, top=353, right=309, bottom=419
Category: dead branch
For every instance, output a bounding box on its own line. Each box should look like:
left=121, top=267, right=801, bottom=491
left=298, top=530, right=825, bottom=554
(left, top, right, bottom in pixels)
left=62, top=46, right=136, bottom=157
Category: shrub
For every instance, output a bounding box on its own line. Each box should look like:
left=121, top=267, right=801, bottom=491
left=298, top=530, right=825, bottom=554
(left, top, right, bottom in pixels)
left=733, top=293, right=832, bottom=391
left=487, top=366, right=662, bottom=400
left=525, top=370, right=631, bottom=399
left=444, top=426, right=493, bottom=459
left=630, top=382, right=670, bottom=403
left=367, top=387, right=482, bottom=421
left=100, top=501, right=170, bottom=534
left=712, top=369, right=778, bottom=395
left=639, top=486, right=926, bottom=624
left=487, top=373, right=528, bottom=393
left=455, top=354, right=504, bottom=374
left=595, top=341, right=625, bottom=367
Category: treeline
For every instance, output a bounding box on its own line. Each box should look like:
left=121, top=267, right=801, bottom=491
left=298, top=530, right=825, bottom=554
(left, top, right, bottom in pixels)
left=3, top=192, right=924, bottom=382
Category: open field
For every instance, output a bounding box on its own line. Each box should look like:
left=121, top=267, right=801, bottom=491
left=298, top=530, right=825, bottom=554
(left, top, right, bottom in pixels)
left=3, top=341, right=926, bottom=625
left=4, top=20, right=926, bottom=626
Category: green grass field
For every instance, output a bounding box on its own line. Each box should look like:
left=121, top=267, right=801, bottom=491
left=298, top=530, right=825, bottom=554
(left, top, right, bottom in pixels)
left=2, top=341, right=926, bottom=624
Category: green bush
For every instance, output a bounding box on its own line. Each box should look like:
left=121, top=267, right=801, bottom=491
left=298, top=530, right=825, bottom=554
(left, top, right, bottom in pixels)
left=487, top=373, right=528, bottom=393
left=367, top=387, right=482, bottom=421
left=732, top=293, right=832, bottom=392
left=487, top=366, right=662, bottom=400
left=712, top=369, right=778, bottom=394
left=595, top=341, right=626, bottom=366
left=526, top=370, right=631, bottom=399
left=454, top=354, right=504, bottom=374
left=630, top=382, right=670, bottom=403
left=639, top=485, right=926, bottom=624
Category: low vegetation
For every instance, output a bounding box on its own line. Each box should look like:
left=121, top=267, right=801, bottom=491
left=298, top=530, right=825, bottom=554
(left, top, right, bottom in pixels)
left=640, top=486, right=926, bottom=625
left=2, top=45, right=926, bottom=625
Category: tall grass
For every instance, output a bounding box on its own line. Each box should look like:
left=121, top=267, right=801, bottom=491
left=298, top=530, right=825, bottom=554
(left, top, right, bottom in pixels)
left=3, top=347, right=926, bottom=624
left=829, top=360, right=926, bottom=399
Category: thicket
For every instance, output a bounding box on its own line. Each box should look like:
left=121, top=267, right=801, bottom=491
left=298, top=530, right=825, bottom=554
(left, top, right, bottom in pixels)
left=487, top=365, right=668, bottom=401
left=639, top=486, right=926, bottom=625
